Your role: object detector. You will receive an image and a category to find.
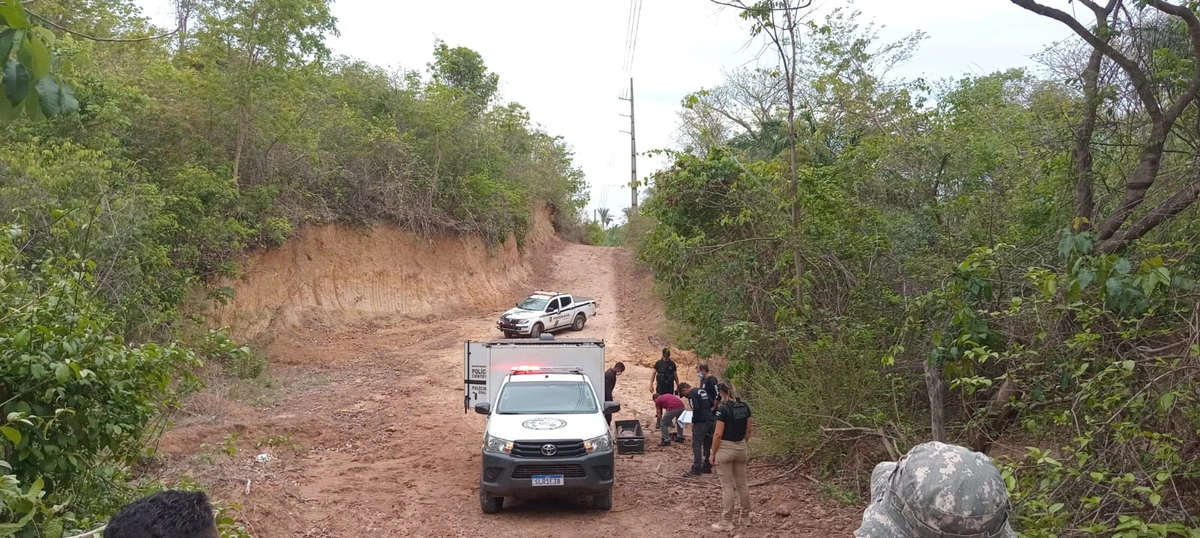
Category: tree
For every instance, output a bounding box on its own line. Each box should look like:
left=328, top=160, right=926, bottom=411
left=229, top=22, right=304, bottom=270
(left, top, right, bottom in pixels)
left=190, top=0, right=337, bottom=184
left=711, top=0, right=812, bottom=313
left=598, top=207, right=612, bottom=228
left=1011, top=0, right=1200, bottom=254
left=429, top=39, right=499, bottom=116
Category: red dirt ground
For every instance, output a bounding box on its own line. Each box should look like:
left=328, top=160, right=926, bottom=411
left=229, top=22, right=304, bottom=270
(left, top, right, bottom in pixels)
left=156, top=242, right=863, bottom=537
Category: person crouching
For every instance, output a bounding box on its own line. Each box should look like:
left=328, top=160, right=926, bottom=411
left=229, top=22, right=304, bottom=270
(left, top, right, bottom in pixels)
left=654, top=390, right=686, bottom=445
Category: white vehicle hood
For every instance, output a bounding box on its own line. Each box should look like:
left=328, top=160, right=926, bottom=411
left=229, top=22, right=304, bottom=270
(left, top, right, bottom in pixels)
left=487, top=413, right=608, bottom=442
left=501, top=307, right=543, bottom=320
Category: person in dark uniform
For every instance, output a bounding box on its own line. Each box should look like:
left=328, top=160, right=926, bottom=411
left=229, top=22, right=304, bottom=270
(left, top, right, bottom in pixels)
left=709, top=381, right=753, bottom=531
left=678, top=382, right=715, bottom=475
left=650, top=347, right=678, bottom=397
left=603, top=362, right=624, bottom=425
left=696, top=363, right=720, bottom=411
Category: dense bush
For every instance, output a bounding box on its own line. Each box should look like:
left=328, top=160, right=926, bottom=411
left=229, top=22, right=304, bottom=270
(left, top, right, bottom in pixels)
left=1, top=0, right=591, bottom=533
left=639, top=6, right=1200, bottom=535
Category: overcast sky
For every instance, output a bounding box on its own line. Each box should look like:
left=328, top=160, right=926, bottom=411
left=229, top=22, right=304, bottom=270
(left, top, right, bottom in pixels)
left=134, top=0, right=1076, bottom=224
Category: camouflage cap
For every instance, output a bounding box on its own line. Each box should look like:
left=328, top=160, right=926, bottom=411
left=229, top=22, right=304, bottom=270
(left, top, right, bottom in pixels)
left=853, top=441, right=1015, bottom=538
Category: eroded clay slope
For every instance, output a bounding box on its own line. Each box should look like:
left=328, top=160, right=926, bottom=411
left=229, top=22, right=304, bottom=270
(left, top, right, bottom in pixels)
left=207, top=206, right=560, bottom=341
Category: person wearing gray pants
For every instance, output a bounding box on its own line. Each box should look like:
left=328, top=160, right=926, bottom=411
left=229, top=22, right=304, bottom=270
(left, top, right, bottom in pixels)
left=654, top=392, right=686, bottom=445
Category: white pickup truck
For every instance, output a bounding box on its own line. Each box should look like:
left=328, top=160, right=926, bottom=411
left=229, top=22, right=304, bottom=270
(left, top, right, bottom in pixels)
left=497, top=291, right=597, bottom=338
left=465, top=335, right=617, bottom=513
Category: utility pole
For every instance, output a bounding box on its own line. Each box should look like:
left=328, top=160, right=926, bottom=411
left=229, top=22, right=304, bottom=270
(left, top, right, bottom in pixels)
left=619, top=77, right=637, bottom=210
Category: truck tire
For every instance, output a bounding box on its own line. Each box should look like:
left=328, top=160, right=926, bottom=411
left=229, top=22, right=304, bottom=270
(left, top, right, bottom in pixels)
left=592, top=488, right=612, bottom=511
left=572, top=314, right=587, bottom=331
left=530, top=323, right=543, bottom=339
left=480, top=490, right=503, bottom=513
left=502, top=330, right=514, bottom=338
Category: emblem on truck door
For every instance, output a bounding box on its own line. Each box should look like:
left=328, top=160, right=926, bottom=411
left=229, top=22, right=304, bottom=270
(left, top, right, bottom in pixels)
left=541, top=444, right=558, bottom=456
left=521, top=417, right=567, bottom=430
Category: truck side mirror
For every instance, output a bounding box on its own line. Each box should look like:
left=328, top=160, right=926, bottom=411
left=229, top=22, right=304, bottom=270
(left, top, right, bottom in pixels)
left=474, top=402, right=491, bottom=415
left=603, top=401, right=621, bottom=414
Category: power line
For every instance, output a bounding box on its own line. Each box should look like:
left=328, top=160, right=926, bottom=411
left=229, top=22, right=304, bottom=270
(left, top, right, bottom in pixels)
left=626, top=0, right=644, bottom=73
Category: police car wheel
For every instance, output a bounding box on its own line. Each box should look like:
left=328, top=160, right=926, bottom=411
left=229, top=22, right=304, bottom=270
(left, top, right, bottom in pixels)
left=592, top=489, right=612, bottom=511
left=480, top=490, right=503, bottom=513
left=572, top=314, right=586, bottom=331
left=502, top=330, right=514, bottom=338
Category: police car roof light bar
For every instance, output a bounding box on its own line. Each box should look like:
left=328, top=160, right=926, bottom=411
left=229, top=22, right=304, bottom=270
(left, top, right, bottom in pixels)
left=510, top=365, right=583, bottom=375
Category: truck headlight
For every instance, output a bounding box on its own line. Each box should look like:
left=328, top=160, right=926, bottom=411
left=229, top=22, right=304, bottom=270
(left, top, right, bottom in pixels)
left=584, top=433, right=613, bottom=453
left=484, top=433, right=513, bottom=454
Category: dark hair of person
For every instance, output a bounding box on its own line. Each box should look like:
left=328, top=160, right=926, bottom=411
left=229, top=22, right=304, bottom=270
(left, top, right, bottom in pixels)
left=662, top=347, right=671, bottom=358
left=104, top=490, right=217, bottom=538
left=676, top=382, right=691, bottom=394
left=614, top=362, right=625, bottom=371
left=698, top=363, right=710, bottom=373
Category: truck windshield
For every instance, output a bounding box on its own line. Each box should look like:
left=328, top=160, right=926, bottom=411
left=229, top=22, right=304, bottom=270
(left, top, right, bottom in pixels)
left=496, top=381, right=598, bottom=414
left=518, top=296, right=550, bottom=310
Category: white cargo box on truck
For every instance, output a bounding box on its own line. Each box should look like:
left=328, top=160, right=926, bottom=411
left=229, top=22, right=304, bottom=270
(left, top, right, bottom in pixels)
left=463, top=336, right=606, bottom=411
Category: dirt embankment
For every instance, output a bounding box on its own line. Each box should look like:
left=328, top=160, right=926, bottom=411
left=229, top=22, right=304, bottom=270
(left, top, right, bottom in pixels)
left=159, top=209, right=862, bottom=537
left=206, top=207, right=560, bottom=342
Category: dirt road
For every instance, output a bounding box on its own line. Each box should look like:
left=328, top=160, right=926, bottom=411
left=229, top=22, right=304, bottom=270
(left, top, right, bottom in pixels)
left=161, top=243, right=860, bottom=536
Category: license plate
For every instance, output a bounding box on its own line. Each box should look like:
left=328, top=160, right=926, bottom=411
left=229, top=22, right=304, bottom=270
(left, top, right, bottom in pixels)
left=531, top=474, right=563, bottom=487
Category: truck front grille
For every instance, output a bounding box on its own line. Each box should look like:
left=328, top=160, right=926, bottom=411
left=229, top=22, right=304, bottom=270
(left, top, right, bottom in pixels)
left=512, top=464, right=587, bottom=478
left=512, top=440, right=586, bottom=458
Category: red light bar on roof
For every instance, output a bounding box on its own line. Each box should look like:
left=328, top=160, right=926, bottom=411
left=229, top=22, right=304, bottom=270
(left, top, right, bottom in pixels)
left=510, top=365, right=584, bottom=375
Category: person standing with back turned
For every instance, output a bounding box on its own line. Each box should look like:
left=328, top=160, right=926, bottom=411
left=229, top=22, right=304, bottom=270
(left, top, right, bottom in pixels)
left=709, top=381, right=752, bottom=531
left=679, top=382, right=715, bottom=475
left=603, top=362, right=624, bottom=426
left=650, top=347, right=678, bottom=397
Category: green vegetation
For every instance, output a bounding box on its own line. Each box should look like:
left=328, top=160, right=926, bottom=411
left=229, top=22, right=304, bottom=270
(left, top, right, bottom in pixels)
left=637, top=3, right=1200, bottom=535
left=0, top=0, right=588, bottom=533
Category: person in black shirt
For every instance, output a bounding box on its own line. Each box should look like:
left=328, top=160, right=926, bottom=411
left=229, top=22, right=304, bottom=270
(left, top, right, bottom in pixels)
left=709, top=381, right=753, bottom=531
left=603, top=362, right=624, bottom=425
left=696, top=363, right=720, bottom=411
left=650, top=347, right=678, bottom=397
left=678, top=382, right=714, bottom=475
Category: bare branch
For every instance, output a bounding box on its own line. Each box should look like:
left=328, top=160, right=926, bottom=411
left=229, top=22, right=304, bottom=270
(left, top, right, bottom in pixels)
left=1009, top=0, right=1162, bottom=122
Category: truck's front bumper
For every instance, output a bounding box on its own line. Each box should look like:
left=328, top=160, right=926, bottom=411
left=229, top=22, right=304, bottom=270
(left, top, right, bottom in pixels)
left=497, top=321, right=532, bottom=335
left=480, top=450, right=615, bottom=496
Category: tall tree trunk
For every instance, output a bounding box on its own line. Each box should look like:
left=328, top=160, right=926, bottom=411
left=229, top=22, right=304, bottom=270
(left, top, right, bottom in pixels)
left=924, top=359, right=947, bottom=442
left=233, top=109, right=247, bottom=186
left=783, top=5, right=804, bottom=311
left=1073, top=48, right=1104, bottom=230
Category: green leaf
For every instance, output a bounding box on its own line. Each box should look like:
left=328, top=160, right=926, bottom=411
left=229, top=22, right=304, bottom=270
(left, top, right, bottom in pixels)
left=0, top=426, right=21, bottom=445
left=1158, top=392, right=1176, bottom=412
left=1114, top=258, right=1132, bottom=274
left=34, top=74, right=59, bottom=117
left=1141, top=274, right=1156, bottom=297
left=58, top=80, right=77, bottom=114
left=0, top=0, right=30, bottom=29
left=1149, top=492, right=1162, bottom=506
left=12, top=328, right=29, bottom=348
left=1122, top=360, right=1135, bottom=372
left=16, top=31, right=48, bottom=79
left=0, top=29, right=17, bottom=70
left=1155, top=266, right=1170, bottom=283
left=54, top=363, right=70, bottom=383
left=3, top=58, right=30, bottom=106
left=1048, top=502, right=1064, bottom=514
left=23, top=83, right=43, bottom=121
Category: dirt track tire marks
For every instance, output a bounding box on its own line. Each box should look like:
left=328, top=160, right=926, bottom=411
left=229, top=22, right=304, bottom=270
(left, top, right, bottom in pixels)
left=162, top=244, right=860, bottom=536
